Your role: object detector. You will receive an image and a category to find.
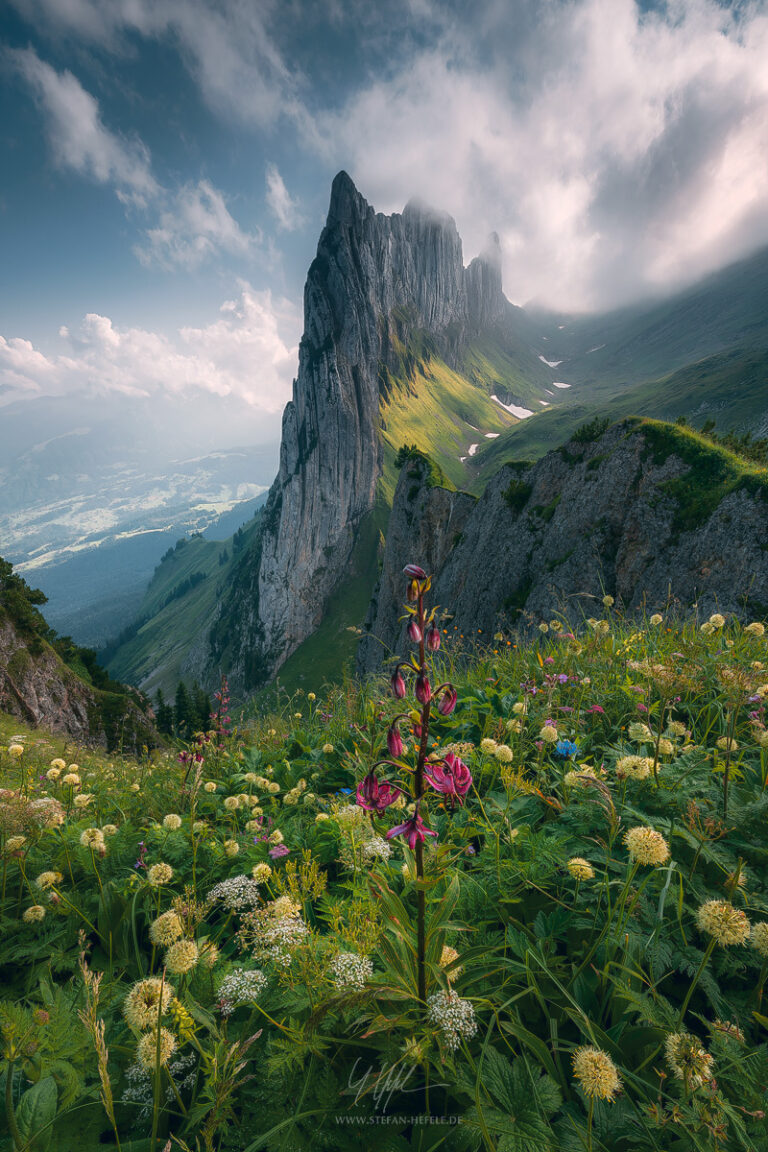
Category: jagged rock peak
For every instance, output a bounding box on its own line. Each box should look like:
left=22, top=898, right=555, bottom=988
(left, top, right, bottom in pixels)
left=326, top=170, right=372, bottom=228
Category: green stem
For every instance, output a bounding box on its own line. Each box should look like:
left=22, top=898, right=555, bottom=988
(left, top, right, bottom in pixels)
left=5, top=1059, right=23, bottom=1152
left=678, top=937, right=716, bottom=1025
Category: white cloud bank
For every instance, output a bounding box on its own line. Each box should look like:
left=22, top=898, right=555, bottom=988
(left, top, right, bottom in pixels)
left=265, top=164, right=304, bottom=232
left=0, top=284, right=300, bottom=410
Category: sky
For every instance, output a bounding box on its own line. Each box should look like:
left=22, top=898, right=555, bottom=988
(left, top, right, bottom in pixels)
left=1, top=0, right=768, bottom=431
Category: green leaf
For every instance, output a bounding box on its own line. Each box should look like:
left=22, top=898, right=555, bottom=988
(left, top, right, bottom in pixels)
left=16, top=1075, right=57, bottom=1152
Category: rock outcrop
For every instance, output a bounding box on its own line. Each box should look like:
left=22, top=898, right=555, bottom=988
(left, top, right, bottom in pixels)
left=209, top=172, right=508, bottom=691
left=358, top=420, right=768, bottom=671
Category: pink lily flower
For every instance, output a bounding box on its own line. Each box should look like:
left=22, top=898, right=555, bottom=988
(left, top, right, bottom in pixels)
left=425, top=751, right=472, bottom=806
left=356, top=772, right=402, bottom=814
left=385, top=810, right=437, bottom=849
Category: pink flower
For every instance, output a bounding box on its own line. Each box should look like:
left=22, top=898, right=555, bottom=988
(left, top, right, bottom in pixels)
left=407, top=619, right=423, bottom=643
left=636, top=702, right=648, bottom=713
left=391, top=670, right=407, bottom=699
left=425, top=752, right=472, bottom=806
left=386, top=724, right=404, bottom=757
left=356, top=772, right=402, bottom=814
left=437, top=686, right=458, bottom=716
left=544, top=656, right=555, bottom=665
left=415, top=671, right=431, bottom=705
left=425, top=623, right=441, bottom=651
left=385, top=811, right=437, bottom=849
left=269, top=844, right=290, bottom=858
left=587, top=705, right=605, bottom=715
left=403, top=564, right=427, bottom=580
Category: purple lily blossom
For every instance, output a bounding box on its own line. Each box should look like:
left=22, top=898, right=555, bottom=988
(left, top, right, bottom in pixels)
left=385, top=810, right=437, bottom=849
left=387, top=724, right=404, bottom=757
left=437, top=685, right=458, bottom=716
left=357, top=771, right=402, bottom=814
left=425, top=751, right=472, bottom=806
left=415, top=671, right=431, bottom=705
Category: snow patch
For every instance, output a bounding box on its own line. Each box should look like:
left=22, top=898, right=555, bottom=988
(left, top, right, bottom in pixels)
left=459, top=456, right=467, bottom=463
left=491, top=395, right=534, bottom=419
left=485, top=432, right=500, bottom=439
left=586, top=344, right=606, bottom=354
left=552, top=382, right=571, bottom=389
left=539, top=400, right=550, bottom=406
left=468, top=443, right=480, bottom=457
left=538, top=355, right=563, bottom=368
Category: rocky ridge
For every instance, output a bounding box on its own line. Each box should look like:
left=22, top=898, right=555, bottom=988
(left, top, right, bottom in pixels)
left=208, top=172, right=508, bottom=691
left=357, top=420, right=768, bottom=672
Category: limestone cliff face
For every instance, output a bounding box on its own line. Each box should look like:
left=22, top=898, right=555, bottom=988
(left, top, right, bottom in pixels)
left=0, top=615, right=155, bottom=749
left=211, top=172, right=507, bottom=691
left=359, top=421, right=768, bottom=671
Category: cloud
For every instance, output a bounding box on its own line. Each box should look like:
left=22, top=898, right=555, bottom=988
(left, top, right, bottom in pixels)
left=137, top=180, right=261, bottom=267
left=265, top=163, right=304, bottom=232
left=0, top=284, right=301, bottom=411
left=313, top=0, right=768, bottom=310
left=13, top=48, right=260, bottom=266
left=12, top=47, right=157, bottom=206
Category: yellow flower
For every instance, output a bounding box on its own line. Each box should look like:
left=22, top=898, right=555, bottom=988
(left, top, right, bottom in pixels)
left=147, top=862, right=174, bottom=886
left=8, top=744, right=25, bottom=757
left=5, top=836, right=26, bottom=852
left=567, top=857, right=595, bottom=880
left=35, top=871, right=61, bottom=890
left=123, top=978, right=174, bottom=1029
left=204, top=781, right=217, bottom=793
left=136, top=1027, right=177, bottom=1070
left=700, top=622, right=715, bottom=635
left=716, top=737, right=738, bottom=753
left=164, top=939, right=199, bottom=975
left=745, top=621, right=765, bottom=636
left=602, top=595, right=614, bottom=608
left=252, top=863, right=272, bottom=883
left=307, top=692, right=316, bottom=701
left=223, top=839, right=240, bottom=857
left=708, top=613, right=726, bottom=629
left=130, top=783, right=140, bottom=793
left=750, top=923, right=768, bottom=958
left=80, top=828, right=105, bottom=850
left=572, top=1046, right=621, bottom=1101
left=696, top=900, right=750, bottom=946
left=665, top=1032, right=714, bottom=1089
left=649, top=614, right=663, bottom=626
left=322, top=743, right=335, bottom=754
left=149, top=910, right=184, bottom=946
left=623, top=826, right=670, bottom=866
left=440, top=945, right=462, bottom=974
left=315, top=813, right=330, bottom=823
left=294, top=712, right=302, bottom=719
left=550, top=620, right=563, bottom=632
left=162, top=814, right=182, bottom=831
left=23, top=905, right=46, bottom=923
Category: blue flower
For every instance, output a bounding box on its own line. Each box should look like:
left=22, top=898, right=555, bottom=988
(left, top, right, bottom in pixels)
left=554, top=740, right=579, bottom=759
left=337, top=788, right=352, bottom=795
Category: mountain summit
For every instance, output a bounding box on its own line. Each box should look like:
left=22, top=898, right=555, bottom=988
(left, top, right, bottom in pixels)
left=206, top=173, right=509, bottom=690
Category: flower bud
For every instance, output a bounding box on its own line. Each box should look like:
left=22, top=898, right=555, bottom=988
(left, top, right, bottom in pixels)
left=407, top=619, right=423, bottom=643
left=415, top=671, right=431, bottom=705
left=387, top=724, right=404, bottom=757
left=425, top=623, right=441, bottom=651
left=391, top=670, right=407, bottom=699
left=438, top=686, right=457, bottom=716
left=403, top=564, right=427, bottom=580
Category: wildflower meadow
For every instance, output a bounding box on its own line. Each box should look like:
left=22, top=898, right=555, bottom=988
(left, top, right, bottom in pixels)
left=2, top=568, right=768, bottom=1151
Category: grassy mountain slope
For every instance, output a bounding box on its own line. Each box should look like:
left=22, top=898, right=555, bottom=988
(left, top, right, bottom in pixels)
left=470, top=346, right=768, bottom=486
left=104, top=521, right=260, bottom=699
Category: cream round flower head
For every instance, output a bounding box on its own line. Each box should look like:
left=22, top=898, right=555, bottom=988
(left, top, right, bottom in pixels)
left=5, top=836, right=26, bottom=852
left=716, top=736, right=738, bottom=753
left=123, top=978, right=174, bottom=1029
left=23, top=905, right=46, bottom=923
left=315, top=812, right=330, bottom=823
left=540, top=725, right=559, bottom=744
left=657, top=738, right=674, bottom=757
left=666, top=720, right=687, bottom=737
left=750, top=923, right=768, bottom=959
left=623, top=826, right=670, bottom=867
left=649, top=613, right=663, bottom=626
left=745, top=621, right=766, bottom=636
left=268, top=829, right=284, bottom=845
left=665, top=1032, right=714, bottom=1089
left=696, top=900, right=750, bottom=946
left=147, top=862, right=174, bottom=886
left=149, top=910, right=183, bottom=947
left=322, top=743, right=335, bottom=754
left=602, top=595, right=614, bottom=608
left=572, top=1046, right=621, bottom=1101
left=268, top=782, right=281, bottom=794
left=512, top=701, right=527, bottom=715
left=223, top=839, right=240, bottom=857
left=80, top=827, right=105, bottom=850
left=8, top=743, right=25, bottom=757
left=46, top=767, right=61, bottom=781
left=538, top=622, right=549, bottom=633
left=62, top=773, right=80, bottom=787
left=615, top=755, right=653, bottom=781
left=550, top=620, right=563, bottom=632
left=708, top=613, right=726, bottom=629
left=162, top=813, right=182, bottom=831
left=480, top=737, right=498, bottom=753
left=567, top=857, right=595, bottom=880
left=440, top=945, right=462, bottom=973
left=252, top=862, right=272, bottom=883
left=102, top=823, right=118, bottom=836
left=223, top=796, right=240, bottom=812
left=307, top=692, right=316, bottom=701
left=35, top=870, right=62, bottom=890
left=137, top=1027, right=177, bottom=1070
left=628, top=722, right=653, bottom=743
left=164, top=938, right=199, bottom=975
left=130, top=782, right=140, bottom=793
left=294, top=712, right=302, bottom=719
left=50, top=758, right=66, bottom=771
left=494, top=744, right=513, bottom=763
left=204, top=781, right=217, bottom=793
left=700, top=621, right=715, bottom=635
left=198, top=938, right=219, bottom=969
